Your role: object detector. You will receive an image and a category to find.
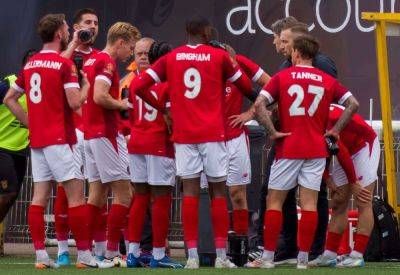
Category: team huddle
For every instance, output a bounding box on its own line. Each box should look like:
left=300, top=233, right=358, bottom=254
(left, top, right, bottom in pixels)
left=3, top=7, right=379, bottom=270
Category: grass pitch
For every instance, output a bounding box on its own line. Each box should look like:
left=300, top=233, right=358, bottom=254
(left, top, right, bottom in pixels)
left=0, top=256, right=400, bottom=275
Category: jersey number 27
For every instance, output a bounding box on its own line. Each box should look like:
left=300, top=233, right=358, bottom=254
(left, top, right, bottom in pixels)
left=288, top=84, right=324, bottom=117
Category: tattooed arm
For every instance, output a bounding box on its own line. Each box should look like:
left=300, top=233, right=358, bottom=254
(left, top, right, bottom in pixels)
left=325, top=95, right=359, bottom=141
left=254, top=94, right=290, bottom=140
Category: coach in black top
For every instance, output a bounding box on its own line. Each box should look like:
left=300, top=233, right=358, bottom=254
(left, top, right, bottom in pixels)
left=250, top=18, right=337, bottom=263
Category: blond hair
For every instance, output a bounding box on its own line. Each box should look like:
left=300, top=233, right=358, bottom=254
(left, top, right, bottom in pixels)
left=107, top=22, right=141, bottom=44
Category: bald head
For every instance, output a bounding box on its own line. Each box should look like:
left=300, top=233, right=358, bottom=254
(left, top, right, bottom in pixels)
left=134, top=37, right=155, bottom=71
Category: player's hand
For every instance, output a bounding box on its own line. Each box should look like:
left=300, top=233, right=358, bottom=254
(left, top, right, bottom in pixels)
left=352, top=181, right=372, bottom=204
left=324, top=129, right=340, bottom=142
left=120, top=98, right=129, bottom=111
left=229, top=109, right=258, bottom=128
left=326, top=176, right=338, bottom=193
left=271, top=131, right=291, bottom=140
left=70, top=30, right=84, bottom=46
left=80, top=70, right=90, bottom=89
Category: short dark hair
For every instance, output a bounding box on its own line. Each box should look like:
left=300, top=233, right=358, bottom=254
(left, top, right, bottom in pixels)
left=22, top=49, right=37, bottom=67
left=149, top=41, right=173, bottom=64
left=73, top=8, right=98, bottom=24
left=283, top=23, right=309, bottom=36
left=185, top=15, right=210, bottom=36
left=37, top=13, right=65, bottom=43
left=271, top=16, right=298, bottom=35
left=293, top=35, right=320, bottom=60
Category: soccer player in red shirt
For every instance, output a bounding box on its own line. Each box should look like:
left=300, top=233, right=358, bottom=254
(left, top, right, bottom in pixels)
left=249, top=35, right=359, bottom=269
left=4, top=14, right=113, bottom=269
left=311, top=104, right=378, bottom=268
left=129, top=15, right=253, bottom=268
left=53, top=8, right=102, bottom=265
left=125, top=39, right=182, bottom=268
left=82, top=22, right=141, bottom=266
left=207, top=42, right=271, bottom=238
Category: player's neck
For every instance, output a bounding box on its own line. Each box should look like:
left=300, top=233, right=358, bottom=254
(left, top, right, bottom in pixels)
left=76, top=44, right=92, bottom=53
left=42, top=41, right=61, bottom=53
left=103, top=45, right=117, bottom=60
left=187, top=35, right=205, bottom=46
left=296, top=59, right=313, bottom=67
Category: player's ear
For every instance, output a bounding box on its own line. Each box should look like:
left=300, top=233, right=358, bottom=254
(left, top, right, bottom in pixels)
left=73, top=23, right=80, bottom=32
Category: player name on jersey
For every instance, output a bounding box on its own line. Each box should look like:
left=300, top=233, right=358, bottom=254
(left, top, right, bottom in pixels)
left=290, top=71, right=322, bottom=82
left=24, top=60, right=63, bottom=70
left=176, top=53, right=211, bottom=62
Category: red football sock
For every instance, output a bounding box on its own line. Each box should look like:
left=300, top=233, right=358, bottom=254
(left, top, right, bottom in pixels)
left=152, top=194, right=172, bottom=248
left=233, top=209, right=248, bottom=236
left=298, top=210, right=318, bottom=252
left=94, top=205, right=107, bottom=243
left=325, top=231, right=343, bottom=253
left=54, top=185, right=69, bottom=241
left=128, top=193, right=151, bottom=243
left=86, top=203, right=100, bottom=248
left=107, top=204, right=129, bottom=251
left=182, top=196, right=199, bottom=249
left=69, top=205, right=90, bottom=251
left=353, top=233, right=370, bottom=255
left=211, top=197, right=229, bottom=249
left=28, top=205, right=45, bottom=250
left=263, top=210, right=283, bottom=251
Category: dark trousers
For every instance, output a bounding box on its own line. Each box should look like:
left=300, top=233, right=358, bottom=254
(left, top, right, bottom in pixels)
left=257, top=146, right=329, bottom=258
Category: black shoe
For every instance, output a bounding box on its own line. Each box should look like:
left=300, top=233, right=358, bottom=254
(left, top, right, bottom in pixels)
left=248, top=246, right=263, bottom=262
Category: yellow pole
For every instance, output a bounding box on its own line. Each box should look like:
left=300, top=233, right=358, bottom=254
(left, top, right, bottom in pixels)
left=374, top=21, right=399, bottom=213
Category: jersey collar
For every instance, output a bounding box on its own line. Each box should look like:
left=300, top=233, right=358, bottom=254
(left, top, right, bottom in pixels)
left=186, top=44, right=203, bottom=49
left=75, top=47, right=93, bottom=54
left=40, top=50, right=58, bottom=54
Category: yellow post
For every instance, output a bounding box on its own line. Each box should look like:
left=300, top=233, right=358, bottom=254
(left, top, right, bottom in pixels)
left=362, top=12, right=400, bottom=214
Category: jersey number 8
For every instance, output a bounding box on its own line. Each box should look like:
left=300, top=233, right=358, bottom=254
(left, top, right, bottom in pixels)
left=184, top=68, right=201, bottom=99
left=29, top=73, right=42, bottom=104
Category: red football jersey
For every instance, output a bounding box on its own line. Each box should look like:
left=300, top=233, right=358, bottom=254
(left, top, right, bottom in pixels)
left=82, top=51, right=120, bottom=140
left=225, top=55, right=264, bottom=141
left=128, top=82, right=173, bottom=158
left=12, top=50, right=79, bottom=148
left=142, top=44, right=251, bottom=143
left=71, top=48, right=100, bottom=132
left=328, top=104, right=377, bottom=155
left=261, top=65, right=352, bottom=159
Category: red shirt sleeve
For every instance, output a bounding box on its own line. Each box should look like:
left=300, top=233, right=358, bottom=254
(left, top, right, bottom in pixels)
left=95, top=58, right=114, bottom=86
left=62, top=59, right=80, bottom=90
left=222, top=53, right=252, bottom=96
left=236, top=54, right=264, bottom=82
left=12, top=70, right=25, bottom=93
left=260, top=74, right=280, bottom=103
left=332, top=80, right=352, bottom=105
left=336, top=140, right=357, bottom=183
left=147, top=55, right=167, bottom=83
left=129, top=72, right=165, bottom=112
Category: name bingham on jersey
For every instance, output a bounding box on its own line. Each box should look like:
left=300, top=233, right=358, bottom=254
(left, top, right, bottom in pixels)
left=176, top=53, right=211, bottom=62
left=24, top=60, right=62, bottom=70
left=291, top=71, right=323, bottom=82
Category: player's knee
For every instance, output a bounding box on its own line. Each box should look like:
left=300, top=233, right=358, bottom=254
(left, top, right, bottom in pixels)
left=229, top=188, right=247, bottom=209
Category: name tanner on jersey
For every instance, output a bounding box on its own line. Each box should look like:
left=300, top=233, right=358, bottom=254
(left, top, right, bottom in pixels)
left=291, top=71, right=322, bottom=82
left=176, top=53, right=211, bottom=62
left=24, top=60, right=62, bottom=70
